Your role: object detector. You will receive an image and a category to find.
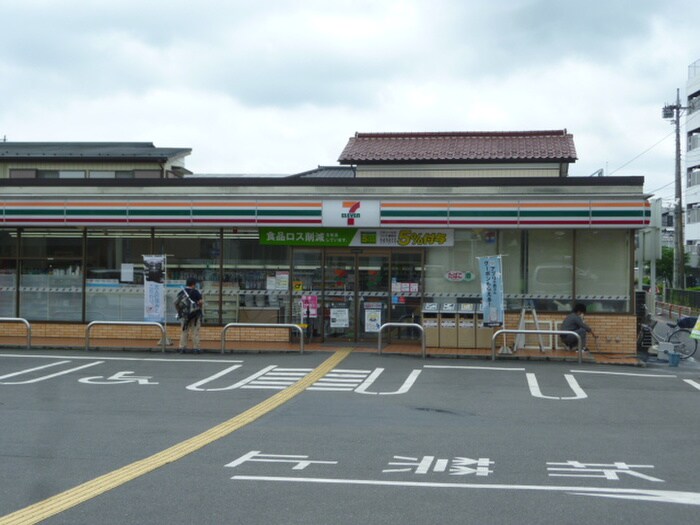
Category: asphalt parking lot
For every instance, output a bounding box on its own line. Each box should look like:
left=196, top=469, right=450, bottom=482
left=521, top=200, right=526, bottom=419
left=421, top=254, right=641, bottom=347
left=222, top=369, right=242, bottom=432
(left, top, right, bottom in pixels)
left=1, top=349, right=699, bottom=525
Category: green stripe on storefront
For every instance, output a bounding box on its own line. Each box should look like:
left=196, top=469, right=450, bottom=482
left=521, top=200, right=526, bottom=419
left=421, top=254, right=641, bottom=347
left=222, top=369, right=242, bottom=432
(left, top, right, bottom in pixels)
left=256, top=210, right=322, bottom=217
left=380, top=210, right=449, bottom=217
left=192, top=209, right=256, bottom=216
left=5, top=209, right=65, bottom=216
left=65, top=209, right=128, bottom=216
left=590, top=210, right=646, bottom=217
left=449, top=210, right=518, bottom=217
left=128, top=210, right=191, bottom=216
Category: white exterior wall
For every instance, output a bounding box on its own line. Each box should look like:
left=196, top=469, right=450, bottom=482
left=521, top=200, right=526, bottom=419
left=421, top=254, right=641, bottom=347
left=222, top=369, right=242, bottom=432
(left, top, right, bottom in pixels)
left=685, top=59, right=700, bottom=255
left=355, top=162, right=562, bottom=178
left=0, top=161, right=166, bottom=178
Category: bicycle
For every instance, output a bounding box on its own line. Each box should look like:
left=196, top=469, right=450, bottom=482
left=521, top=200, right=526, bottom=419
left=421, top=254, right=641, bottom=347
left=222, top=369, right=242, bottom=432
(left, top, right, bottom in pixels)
left=637, top=306, right=698, bottom=359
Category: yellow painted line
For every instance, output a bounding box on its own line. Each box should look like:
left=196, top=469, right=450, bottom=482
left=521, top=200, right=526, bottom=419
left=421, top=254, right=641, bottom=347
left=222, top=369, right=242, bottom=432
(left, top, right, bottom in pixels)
left=0, top=349, right=352, bottom=525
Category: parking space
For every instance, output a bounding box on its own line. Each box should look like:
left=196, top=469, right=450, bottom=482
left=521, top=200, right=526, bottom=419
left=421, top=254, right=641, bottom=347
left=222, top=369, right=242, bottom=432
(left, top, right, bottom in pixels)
left=1, top=350, right=699, bottom=524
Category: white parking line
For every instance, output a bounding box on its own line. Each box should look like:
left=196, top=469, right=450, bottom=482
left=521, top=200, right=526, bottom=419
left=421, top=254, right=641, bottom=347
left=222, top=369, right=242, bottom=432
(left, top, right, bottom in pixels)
left=570, top=370, right=677, bottom=378
left=684, top=379, right=700, bottom=391
left=526, top=373, right=587, bottom=400
left=0, top=353, right=242, bottom=363
left=0, top=360, right=72, bottom=380
left=424, top=365, right=526, bottom=371
left=1, top=361, right=104, bottom=384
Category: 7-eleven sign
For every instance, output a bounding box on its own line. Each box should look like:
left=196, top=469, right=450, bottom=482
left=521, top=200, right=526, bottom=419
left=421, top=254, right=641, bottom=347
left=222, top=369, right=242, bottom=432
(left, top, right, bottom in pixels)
left=322, top=200, right=380, bottom=227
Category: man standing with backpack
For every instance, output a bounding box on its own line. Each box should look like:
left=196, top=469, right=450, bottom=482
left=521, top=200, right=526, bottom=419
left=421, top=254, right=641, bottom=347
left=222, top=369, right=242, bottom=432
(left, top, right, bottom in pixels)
left=176, top=277, right=204, bottom=354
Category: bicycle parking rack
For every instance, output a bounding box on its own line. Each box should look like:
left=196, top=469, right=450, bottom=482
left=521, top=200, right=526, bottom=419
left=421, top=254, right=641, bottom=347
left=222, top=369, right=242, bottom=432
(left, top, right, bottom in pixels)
left=378, top=322, right=426, bottom=359
left=221, top=323, right=305, bottom=355
left=0, top=317, right=32, bottom=349
left=491, top=329, right=583, bottom=364
left=85, top=321, right=167, bottom=353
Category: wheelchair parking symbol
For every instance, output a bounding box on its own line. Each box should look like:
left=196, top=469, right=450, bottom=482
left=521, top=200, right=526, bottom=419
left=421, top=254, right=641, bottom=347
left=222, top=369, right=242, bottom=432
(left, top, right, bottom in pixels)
left=78, top=371, right=159, bottom=385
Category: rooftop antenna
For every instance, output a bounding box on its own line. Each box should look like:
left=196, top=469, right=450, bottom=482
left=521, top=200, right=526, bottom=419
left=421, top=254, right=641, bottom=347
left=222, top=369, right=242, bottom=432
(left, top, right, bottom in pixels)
left=589, top=168, right=604, bottom=177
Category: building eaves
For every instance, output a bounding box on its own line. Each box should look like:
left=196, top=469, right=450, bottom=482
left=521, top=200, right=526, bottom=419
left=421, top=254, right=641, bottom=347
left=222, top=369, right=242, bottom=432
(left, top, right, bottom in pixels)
left=0, top=175, right=642, bottom=189
left=0, top=142, right=192, bottom=163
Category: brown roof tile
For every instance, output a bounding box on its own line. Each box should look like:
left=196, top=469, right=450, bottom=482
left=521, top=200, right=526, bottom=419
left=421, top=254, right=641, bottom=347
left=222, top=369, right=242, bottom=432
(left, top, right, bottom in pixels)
left=337, top=130, right=577, bottom=164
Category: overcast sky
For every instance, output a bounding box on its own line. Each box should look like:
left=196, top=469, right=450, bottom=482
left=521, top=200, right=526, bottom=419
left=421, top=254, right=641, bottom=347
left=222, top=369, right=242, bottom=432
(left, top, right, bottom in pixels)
left=0, top=0, right=698, bottom=203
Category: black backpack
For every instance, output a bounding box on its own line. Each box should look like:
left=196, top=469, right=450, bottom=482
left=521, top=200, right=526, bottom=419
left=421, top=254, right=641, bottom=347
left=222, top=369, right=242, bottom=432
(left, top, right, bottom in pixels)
left=174, top=288, right=196, bottom=320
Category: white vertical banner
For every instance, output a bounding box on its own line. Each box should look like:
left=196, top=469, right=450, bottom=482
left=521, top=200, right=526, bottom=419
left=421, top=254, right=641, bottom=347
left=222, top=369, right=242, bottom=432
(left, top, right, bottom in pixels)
left=143, top=255, right=166, bottom=323
left=477, top=255, right=504, bottom=327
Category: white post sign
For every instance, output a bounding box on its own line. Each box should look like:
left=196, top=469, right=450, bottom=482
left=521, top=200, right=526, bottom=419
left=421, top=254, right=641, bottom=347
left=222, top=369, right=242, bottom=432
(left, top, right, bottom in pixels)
left=477, top=255, right=504, bottom=327
left=143, top=255, right=166, bottom=323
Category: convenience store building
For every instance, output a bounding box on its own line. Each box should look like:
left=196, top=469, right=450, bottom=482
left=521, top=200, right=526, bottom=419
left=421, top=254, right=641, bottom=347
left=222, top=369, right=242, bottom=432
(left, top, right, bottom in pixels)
left=0, top=131, right=649, bottom=355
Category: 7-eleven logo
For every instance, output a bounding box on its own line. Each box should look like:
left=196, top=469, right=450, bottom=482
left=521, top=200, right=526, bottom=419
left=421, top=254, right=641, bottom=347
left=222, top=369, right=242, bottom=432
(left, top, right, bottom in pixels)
left=341, top=201, right=361, bottom=225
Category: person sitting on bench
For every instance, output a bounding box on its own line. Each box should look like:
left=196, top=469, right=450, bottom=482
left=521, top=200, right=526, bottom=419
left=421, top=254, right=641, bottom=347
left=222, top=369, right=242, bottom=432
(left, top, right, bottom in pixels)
left=560, top=303, right=595, bottom=352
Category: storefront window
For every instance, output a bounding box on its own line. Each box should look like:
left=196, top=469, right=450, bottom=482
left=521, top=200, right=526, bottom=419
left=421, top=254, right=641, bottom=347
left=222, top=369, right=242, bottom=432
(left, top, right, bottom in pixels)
left=18, top=229, right=84, bottom=321
left=222, top=230, right=290, bottom=325
left=0, top=230, right=18, bottom=317
left=0, top=230, right=18, bottom=257
left=575, top=230, right=630, bottom=312
left=291, top=249, right=321, bottom=333
left=526, top=230, right=573, bottom=312
left=20, top=228, right=83, bottom=258
left=155, top=229, right=223, bottom=324
left=0, top=259, right=17, bottom=317
left=20, top=259, right=83, bottom=321
left=85, top=230, right=152, bottom=322
left=499, top=230, right=524, bottom=309
left=424, top=230, right=498, bottom=302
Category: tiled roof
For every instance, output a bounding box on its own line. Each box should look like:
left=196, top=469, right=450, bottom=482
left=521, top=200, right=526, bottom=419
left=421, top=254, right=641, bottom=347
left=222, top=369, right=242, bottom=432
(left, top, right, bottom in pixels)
left=338, top=130, right=577, bottom=164
left=290, top=166, right=356, bottom=178
left=0, top=142, right=191, bottom=161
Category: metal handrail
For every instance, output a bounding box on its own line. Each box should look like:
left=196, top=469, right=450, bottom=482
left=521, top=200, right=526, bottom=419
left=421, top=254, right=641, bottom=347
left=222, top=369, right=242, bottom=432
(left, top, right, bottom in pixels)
left=85, top=321, right=167, bottom=352
left=0, top=317, right=32, bottom=349
left=378, top=322, right=426, bottom=359
left=221, top=323, right=304, bottom=354
left=491, top=329, right=583, bottom=364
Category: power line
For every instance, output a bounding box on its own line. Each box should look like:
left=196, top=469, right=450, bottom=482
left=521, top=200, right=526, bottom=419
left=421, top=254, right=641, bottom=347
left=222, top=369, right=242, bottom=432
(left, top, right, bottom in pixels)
left=608, top=130, right=675, bottom=176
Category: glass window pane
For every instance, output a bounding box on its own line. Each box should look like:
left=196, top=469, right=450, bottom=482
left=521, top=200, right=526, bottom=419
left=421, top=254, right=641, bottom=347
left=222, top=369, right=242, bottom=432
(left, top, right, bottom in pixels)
left=21, top=228, right=84, bottom=258
left=85, top=229, right=152, bottom=321
left=499, top=230, right=523, bottom=309
left=154, top=229, right=222, bottom=325
left=291, top=249, right=321, bottom=334
left=575, top=230, right=630, bottom=312
left=527, top=230, right=573, bottom=312
left=223, top=230, right=290, bottom=325
left=425, top=230, right=497, bottom=302
left=0, top=260, right=17, bottom=317
left=20, top=260, right=82, bottom=321
left=0, top=229, right=18, bottom=257
left=89, top=171, right=116, bottom=179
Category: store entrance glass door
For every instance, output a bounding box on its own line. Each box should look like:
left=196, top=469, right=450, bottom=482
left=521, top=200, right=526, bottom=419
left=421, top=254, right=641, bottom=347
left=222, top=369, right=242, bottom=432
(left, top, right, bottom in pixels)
left=323, top=250, right=389, bottom=343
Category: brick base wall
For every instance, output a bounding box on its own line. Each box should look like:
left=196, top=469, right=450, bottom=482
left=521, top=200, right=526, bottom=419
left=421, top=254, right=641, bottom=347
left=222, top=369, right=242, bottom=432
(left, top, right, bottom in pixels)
left=0, top=322, right=291, bottom=343
left=498, top=313, right=636, bottom=354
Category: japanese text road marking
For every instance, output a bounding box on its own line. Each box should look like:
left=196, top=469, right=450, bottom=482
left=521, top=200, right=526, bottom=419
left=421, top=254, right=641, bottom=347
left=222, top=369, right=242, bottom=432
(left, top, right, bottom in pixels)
left=0, top=348, right=352, bottom=525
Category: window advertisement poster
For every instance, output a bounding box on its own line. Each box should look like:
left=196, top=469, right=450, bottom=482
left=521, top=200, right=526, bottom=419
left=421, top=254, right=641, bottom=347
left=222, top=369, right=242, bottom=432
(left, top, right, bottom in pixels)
left=259, top=227, right=453, bottom=247
left=477, top=255, right=504, bottom=327
left=301, top=295, right=318, bottom=319
left=143, top=255, right=166, bottom=323
left=364, top=309, right=382, bottom=333
left=330, top=308, right=349, bottom=328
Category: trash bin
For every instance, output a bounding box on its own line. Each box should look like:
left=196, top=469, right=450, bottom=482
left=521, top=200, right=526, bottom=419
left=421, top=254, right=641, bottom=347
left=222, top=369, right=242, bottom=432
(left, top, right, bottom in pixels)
left=422, top=303, right=439, bottom=347
left=668, top=351, right=681, bottom=367
left=457, top=303, right=476, bottom=349
left=439, top=303, right=457, bottom=348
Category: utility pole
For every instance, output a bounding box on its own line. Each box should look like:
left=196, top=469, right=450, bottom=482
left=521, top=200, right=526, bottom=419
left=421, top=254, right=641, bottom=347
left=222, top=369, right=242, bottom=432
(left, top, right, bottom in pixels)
left=663, top=89, right=686, bottom=289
